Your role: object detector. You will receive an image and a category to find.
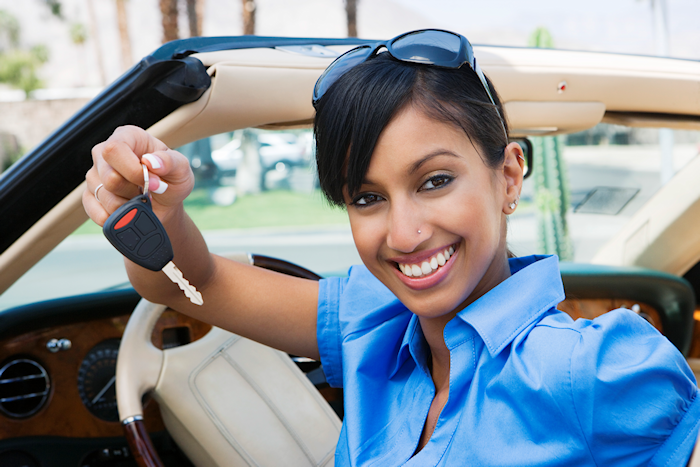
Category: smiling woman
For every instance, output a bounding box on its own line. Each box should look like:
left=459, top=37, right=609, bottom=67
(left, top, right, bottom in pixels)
left=80, top=29, right=700, bottom=466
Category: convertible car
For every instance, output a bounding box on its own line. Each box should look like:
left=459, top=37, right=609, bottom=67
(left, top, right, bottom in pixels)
left=0, top=34, right=699, bottom=466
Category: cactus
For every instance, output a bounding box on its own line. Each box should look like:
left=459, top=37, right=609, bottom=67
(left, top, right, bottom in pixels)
left=528, top=28, right=573, bottom=260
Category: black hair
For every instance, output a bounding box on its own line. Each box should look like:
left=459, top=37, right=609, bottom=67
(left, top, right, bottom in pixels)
left=313, top=52, right=509, bottom=207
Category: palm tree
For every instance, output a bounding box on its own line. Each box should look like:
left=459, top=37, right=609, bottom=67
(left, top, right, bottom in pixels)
left=242, top=0, right=255, bottom=35
left=345, top=0, right=358, bottom=37
left=115, top=0, right=133, bottom=71
left=186, top=0, right=204, bottom=36
left=86, top=0, right=107, bottom=86
left=159, top=0, right=179, bottom=43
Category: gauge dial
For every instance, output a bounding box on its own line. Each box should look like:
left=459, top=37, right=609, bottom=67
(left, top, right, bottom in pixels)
left=77, top=339, right=120, bottom=422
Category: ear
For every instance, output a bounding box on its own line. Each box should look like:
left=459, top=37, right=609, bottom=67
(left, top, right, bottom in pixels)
left=502, top=142, right=525, bottom=214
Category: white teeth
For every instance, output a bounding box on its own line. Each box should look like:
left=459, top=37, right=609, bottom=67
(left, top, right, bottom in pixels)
left=398, top=245, right=456, bottom=278
left=437, top=253, right=446, bottom=266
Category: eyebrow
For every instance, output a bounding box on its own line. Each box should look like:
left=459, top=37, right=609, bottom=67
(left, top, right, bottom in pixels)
left=408, top=150, right=461, bottom=175
left=360, top=150, right=462, bottom=186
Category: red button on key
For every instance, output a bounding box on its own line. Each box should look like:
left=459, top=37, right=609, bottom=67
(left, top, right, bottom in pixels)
left=114, top=208, right=137, bottom=230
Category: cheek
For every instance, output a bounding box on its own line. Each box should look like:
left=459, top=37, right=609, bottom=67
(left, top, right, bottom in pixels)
left=348, top=214, right=384, bottom=267
left=436, top=186, right=503, bottom=235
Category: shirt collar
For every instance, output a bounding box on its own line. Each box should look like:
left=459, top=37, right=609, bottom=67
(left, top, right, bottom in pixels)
left=390, top=255, right=565, bottom=377
left=450, top=255, right=565, bottom=356
left=391, top=313, right=430, bottom=378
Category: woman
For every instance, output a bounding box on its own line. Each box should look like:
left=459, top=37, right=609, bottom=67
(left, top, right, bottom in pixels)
left=83, top=30, right=699, bottom=466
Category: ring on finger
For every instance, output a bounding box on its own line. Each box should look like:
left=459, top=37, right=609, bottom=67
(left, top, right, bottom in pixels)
left=94, top=183, right=104, bottom=203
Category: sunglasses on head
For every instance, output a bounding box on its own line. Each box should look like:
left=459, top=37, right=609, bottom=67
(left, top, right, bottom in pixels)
left=312, top=29, right=508, bottom=140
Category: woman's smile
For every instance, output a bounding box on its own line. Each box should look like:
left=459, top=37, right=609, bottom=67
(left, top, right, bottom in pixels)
left=390, top=243, right=458, bottom=290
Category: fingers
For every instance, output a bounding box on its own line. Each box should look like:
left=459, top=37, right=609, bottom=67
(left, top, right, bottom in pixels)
left=83, top=166, right=131, bottom=226
left=93, top=140, right=144, bottom=200
left=84, top=125, right=195, bottom=227
left=138, top=149, right=194, bottom=207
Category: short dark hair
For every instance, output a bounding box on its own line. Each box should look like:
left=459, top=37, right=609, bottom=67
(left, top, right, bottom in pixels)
left=313, top=52, right=509, bottom=207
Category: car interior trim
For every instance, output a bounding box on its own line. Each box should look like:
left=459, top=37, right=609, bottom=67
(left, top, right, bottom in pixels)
left=559, top=262, right=695, bottom=355
left=593, top=153, right=700, bottom=278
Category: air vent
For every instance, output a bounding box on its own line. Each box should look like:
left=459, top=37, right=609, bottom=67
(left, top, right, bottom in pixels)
left=0, top=359, right=50, bottom=418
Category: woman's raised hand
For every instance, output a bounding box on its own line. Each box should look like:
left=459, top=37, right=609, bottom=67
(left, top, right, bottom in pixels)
left=83, top=125, right=195, bottom=226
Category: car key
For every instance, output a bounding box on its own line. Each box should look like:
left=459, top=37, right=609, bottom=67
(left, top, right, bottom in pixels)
left=102, top=165, right=203, bottom=305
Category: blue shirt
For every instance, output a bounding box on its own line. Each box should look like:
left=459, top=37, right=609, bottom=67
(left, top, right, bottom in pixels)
left=317, top=255, right=700, bottom=466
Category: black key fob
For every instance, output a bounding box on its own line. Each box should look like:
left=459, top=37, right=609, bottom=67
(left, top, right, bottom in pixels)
left=103, top=194, right=174, bottom=271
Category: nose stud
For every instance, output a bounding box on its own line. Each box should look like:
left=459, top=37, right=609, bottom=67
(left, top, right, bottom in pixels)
left=417, top=230, right=421, bottom=234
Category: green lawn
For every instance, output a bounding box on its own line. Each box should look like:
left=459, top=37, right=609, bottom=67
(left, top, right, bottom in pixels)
left=72, top=189, right=349, bottom=235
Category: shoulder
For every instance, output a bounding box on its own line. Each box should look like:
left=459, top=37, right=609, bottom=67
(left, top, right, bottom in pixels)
left=317, top=265, right=412, bottom=388
left=525, top=308, right=699, bottom=465
left=319, top=265, right=409, bottom=333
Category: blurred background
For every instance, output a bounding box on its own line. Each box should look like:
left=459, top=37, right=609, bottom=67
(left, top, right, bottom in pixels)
left=1, top=0, right=699, bottom=308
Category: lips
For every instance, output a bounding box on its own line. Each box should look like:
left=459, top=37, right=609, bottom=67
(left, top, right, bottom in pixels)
left=397, top=245, right=455, bottom=278
left=388, top=243, right=459, bottom=291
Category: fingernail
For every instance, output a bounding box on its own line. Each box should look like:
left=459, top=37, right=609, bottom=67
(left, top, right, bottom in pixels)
left=152, top=179, right=168, bottom=194
left=142, top=153, right=162, bottom=169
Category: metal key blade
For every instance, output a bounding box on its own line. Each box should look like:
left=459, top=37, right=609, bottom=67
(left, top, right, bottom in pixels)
left=162, top=262, right=204, bottom=306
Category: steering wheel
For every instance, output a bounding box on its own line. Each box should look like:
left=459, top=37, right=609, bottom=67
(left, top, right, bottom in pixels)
left=115, top=254, right=340, bottom=467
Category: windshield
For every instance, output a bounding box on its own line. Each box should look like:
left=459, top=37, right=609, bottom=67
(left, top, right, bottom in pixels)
left=1, top=124, right=698, bottom=311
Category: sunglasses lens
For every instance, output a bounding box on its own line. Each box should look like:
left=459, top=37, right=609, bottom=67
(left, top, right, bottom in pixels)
left=391, top=30, right=461, bottom=65
left=313, top=45, right=374, bottom=103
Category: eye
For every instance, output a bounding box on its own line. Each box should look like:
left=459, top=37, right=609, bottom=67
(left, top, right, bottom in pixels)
left=419, top=174, right=453, bottom=191
left=351, top=193, right=384, bottom=207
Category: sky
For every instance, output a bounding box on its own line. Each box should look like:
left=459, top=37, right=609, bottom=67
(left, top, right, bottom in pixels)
left=0, top=0, right=698, bottom=90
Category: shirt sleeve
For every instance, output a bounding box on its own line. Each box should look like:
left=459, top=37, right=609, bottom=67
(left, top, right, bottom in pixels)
left=569, top=308, right=700, bottom=466
left=316, top=275, right=346, bottom=388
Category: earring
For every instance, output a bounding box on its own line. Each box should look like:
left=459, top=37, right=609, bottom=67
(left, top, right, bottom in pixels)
left=509, top=202, right=516, bottom=210
left=418, top=230, right=421, bottom=234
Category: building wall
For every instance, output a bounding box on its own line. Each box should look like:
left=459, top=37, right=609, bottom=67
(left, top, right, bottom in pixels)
left=0, top=98, right=91, bottom=157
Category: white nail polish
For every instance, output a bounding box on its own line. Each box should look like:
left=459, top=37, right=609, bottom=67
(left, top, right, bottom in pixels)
left=152, top=180, right=168, bottom=194
left=143, top=153, right=162, bottom=169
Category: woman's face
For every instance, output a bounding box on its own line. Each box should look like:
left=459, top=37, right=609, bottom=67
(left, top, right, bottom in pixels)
left=345, top=105, right=523, bottom=322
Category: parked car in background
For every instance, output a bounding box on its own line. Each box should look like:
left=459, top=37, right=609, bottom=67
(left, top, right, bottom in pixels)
left=0, top=35, right=698, bottom=466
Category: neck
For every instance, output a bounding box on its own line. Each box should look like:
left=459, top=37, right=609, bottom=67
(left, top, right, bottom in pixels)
left=418, top=252, right=512, bottom=389
left=419, top=315, right=451, bottom=391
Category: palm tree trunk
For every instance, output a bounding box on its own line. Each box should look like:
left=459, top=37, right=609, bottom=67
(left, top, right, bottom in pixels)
left=242, top=0, right=255, bottom=35
left=159, top=0, right=179, bottom=43
left=345, top=0, right=357, bottom=37
left=86, top=0, right=107, bottom=86
left=196, top=0, right=205, bottom=36
left=115, top=0, right=133, bottom=71
left=186, top=0, right=199, bottom=36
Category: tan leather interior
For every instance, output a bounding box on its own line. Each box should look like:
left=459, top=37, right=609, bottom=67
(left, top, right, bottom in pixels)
left=117, top=298, right=340, bottom=466
left=116, top=300, right=166, bottom=421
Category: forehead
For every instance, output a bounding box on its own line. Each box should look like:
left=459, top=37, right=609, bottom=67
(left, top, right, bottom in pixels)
left=363, top=106, right=485, bottom=179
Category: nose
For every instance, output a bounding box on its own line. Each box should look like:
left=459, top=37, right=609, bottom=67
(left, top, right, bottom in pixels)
left=386, top=199, right=427, bottom=253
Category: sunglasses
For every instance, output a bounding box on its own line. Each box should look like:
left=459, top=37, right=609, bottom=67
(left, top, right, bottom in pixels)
left=312, top=29, right=507, bottom=140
